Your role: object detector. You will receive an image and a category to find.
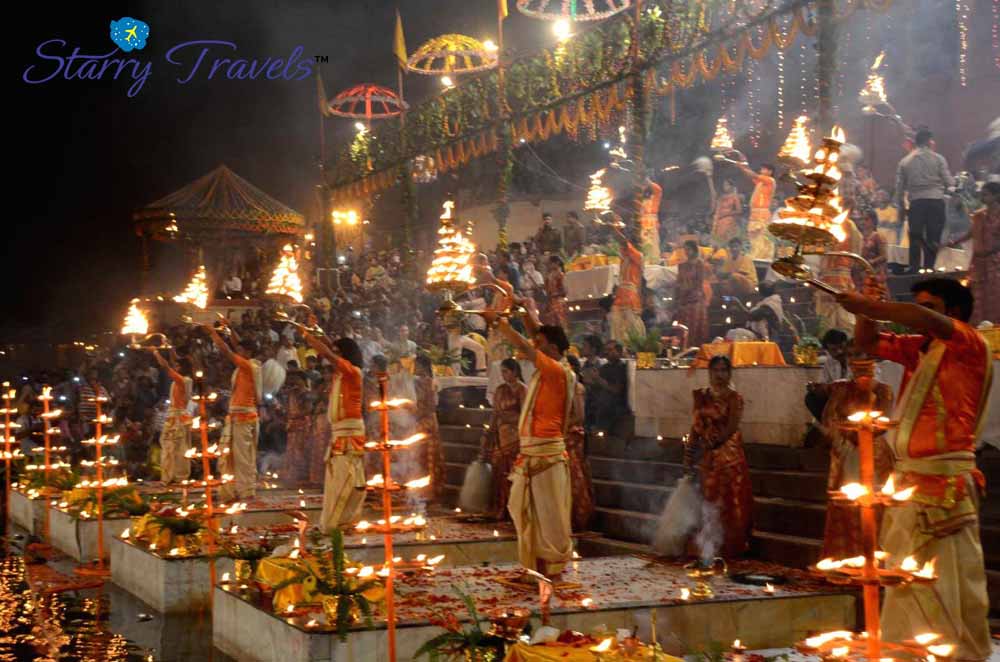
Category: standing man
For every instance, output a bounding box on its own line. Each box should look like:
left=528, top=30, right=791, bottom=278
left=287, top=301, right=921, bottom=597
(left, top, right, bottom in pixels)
left=608, top=222, right=646, bottom=342
left=301, top=328, right=368, bottom=531
left=895, top=127, right=954, bottom=273
left=491, top=299, right=576, bottom=580
left=563, top=211, right=587, bottom=258
left=151, top=350, right=192, bottom=484
left=535, top=212, right=563, bottom=255
left=206, top=323, right=261, bottom=501
left=737, top=162, right=776, bottom=262
left=838, top=277, right=992, bottom=661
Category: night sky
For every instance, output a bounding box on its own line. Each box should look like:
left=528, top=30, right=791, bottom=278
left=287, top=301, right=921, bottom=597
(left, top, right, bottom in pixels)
left=11, top=1, right=998, bottom=346
left=11, top=1, right=552, bottom=343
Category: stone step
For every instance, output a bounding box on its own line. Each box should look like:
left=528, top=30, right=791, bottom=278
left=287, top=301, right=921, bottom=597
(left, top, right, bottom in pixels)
left=593, top=479, right=671, bottom=515
left=589, top=456, right=685, bottom=486
left=753, top=497, right=827, bottom=540
left=749, top=530, right=824, bottom=570
left=443, top=441, right=479, bottom=466
left=440, top=425, right=484, bottom=445
left=438, top=406, right=492, bottom=427
left=750, top=469, right=829, bottom=503
left=593, top=506, right=658, bottom=544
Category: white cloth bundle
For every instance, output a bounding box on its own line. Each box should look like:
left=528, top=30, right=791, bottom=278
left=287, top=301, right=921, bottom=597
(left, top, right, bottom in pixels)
left=650, top=476, right=703, bottom=557
left=458, top=460, right=493, bottom=514
left=260, top=358, right=286, bottom=397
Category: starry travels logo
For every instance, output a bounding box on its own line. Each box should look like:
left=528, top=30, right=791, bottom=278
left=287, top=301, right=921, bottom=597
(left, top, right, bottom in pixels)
left=23, top=17, right=320, bottom=98
left=109, top=17, right=149, bottom=52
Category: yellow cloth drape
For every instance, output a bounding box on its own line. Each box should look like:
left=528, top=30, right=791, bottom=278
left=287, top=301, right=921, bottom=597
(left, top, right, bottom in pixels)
left=694, top=341, right=787, bottom=368
left=504, top=643, right=682, bottom=662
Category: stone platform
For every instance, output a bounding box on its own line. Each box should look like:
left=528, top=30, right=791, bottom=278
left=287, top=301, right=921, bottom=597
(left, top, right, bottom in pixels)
left=111, top=537, right=236, bottom=613
left=110, top=516, right=518, bottom=615
left=48, top=491, right=324, bottom=562
left=213, top=555, right=857, bottom=662
left=49, top=507, right=131, bottom=562
left=10, top=489, right=46, bottom=534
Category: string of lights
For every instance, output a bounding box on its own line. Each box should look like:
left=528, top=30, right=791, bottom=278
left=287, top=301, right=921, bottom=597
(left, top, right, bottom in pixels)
left=777, top=48, right=785, bottom=130
left=993, top=0, right=1000, bottom=70
left=956, top=0, right=970, bottom=86
left=747, top=58, right=761, bottom=148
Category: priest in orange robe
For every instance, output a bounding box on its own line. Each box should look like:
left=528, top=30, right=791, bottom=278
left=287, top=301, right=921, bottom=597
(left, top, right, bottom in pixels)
left=840, top=277, right=993, bottom=662
left=491, top=298, right=576, bottom=579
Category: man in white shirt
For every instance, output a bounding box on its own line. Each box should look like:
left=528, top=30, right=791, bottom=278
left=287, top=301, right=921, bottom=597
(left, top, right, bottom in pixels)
left=805, top=329, right=851, bottom=420
left=895, top=128, right=954, bottom=272
left=222, top=274, right=242, bottom=296
left=275, top=334, right=299, bottom=370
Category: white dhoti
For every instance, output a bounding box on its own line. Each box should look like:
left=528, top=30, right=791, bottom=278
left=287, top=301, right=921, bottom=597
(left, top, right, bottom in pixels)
left=881, top=461, right=991, bottom=662
left=159, top=410, right=191, bottom=484
left=321, top=417, right=367, bottom=532
left=507, top=438, right=573, bottom=575
left=219, top=408, right=258, bottom=501
left=608, top=307, right=645, bottom=343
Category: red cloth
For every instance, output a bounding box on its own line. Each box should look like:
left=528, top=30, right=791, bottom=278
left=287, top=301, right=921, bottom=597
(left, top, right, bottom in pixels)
left=691, top=388, right=753, bottom=558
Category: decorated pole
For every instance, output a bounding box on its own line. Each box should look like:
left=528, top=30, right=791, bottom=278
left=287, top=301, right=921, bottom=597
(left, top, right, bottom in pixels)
left=815, top=0, right=837, bottom=134
left=76, top=394, right=118, bottom=577
left=37, top=385, right=61, bottom=545
left=855, top=409, right=881, bottom=661
left=194, top=370, right=219, bottom=602
left=625, top=0, right=648, bottom=232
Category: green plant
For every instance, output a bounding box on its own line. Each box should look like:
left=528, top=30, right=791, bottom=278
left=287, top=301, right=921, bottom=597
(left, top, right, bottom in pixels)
left=23, top=466, right=79, bottom=491
left=413, top=586, right=501, bottom=661
left=625, top=327, right=662, bottom=354
left=149, top=511, right=204, bottom=537
left=796, top=335, right=821, bottom=349
left=693, top=640, right=727, bottom=662
left=423, top=345, right=470, bottom=371
left=272, top=530, right=378, bottom=641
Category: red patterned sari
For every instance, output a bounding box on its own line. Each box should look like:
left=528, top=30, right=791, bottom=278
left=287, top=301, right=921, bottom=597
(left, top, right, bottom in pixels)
left=484, top=381, right=525, bottom=520
left=566, top=382, right=595, bottom=532
left=691, top=387, right=753, bottom=559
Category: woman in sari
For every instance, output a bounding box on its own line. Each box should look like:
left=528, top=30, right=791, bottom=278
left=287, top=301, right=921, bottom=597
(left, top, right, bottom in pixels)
left=688, top=355, right=753, bottom=559
left=542, top=256, right=569, bottom=331
left=674, top=240, right=712, bottom=347
left=481, top=358, right=525, bottom=520
left=414, top=355, right=446, bottom=500
left=566, top=356, right=595, bottom=532
left=808, top=357, right=894, bottom=559
left=949, top=181, right=1000, bottom=324
left=307, top=366, right=332, bottom=488
left=281, top=370, right=313, bottom=488
left=857, top=208, right=888, bottom=292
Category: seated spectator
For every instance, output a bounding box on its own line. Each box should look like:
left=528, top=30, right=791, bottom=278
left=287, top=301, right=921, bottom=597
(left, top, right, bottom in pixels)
left=713, top=237, right=758, bottom=302
left=804, top=329, right=851, bottom=421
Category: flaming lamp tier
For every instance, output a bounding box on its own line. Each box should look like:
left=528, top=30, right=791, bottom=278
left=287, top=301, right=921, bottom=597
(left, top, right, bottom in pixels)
left=770, top=126, right=850, bottom=247
left=174, top=264, right=209, bottom=310
left=778, top=115, right=812, bottom=167
left=266, top=244, right=304, bottom=303
left=425, top=200, right=476, bottom=295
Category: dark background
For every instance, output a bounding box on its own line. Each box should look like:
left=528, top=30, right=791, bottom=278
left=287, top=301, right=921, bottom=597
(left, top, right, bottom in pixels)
left=10, top=0, right=999, bottom=349
left=10, top=1, right=555, bottom=343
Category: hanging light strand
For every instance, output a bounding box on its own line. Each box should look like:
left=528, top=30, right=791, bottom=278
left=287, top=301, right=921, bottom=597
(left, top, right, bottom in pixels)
left=993, top=0, right=1000, bottom=70
left=777, top=48, right=785, bottom=130
left=956, top=0, right=970, bottom=86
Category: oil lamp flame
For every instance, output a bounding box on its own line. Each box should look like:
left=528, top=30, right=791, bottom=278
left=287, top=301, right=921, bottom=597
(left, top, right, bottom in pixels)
left=927, top=644, right=953, bottom=657
left=121, top=299, right=149, bottom=335
left=914, top=633, right=941, bottom=645
left=174, top=265, right=209, bottom=309
left=840, top=483, right=868, bottom=501
left=710, top=117, right=734, bottom=151
left=592, top=638, right=613, bottom=653
left=265, top=244, right=303, bottom=303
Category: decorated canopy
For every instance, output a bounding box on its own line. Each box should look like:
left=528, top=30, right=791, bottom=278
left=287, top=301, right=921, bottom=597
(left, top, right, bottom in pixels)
left=516, top=0, right=632, bottom=21
left=328, top=84, right=408, bottom=120
left=134, top=165, right=305, bottom=242
left=406, top=34, right=498, bottom=75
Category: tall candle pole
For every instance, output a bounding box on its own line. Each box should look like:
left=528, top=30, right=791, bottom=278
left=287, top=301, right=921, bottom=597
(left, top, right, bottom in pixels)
left=377, top=372, right=397, bottom=662
left=39, top=386, right=55, bottom=544
left=855, top=410, right=881, bottom=660
left=2, top=383, right=18, bottom=550
left=193, top=370, right=218, bottom=600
